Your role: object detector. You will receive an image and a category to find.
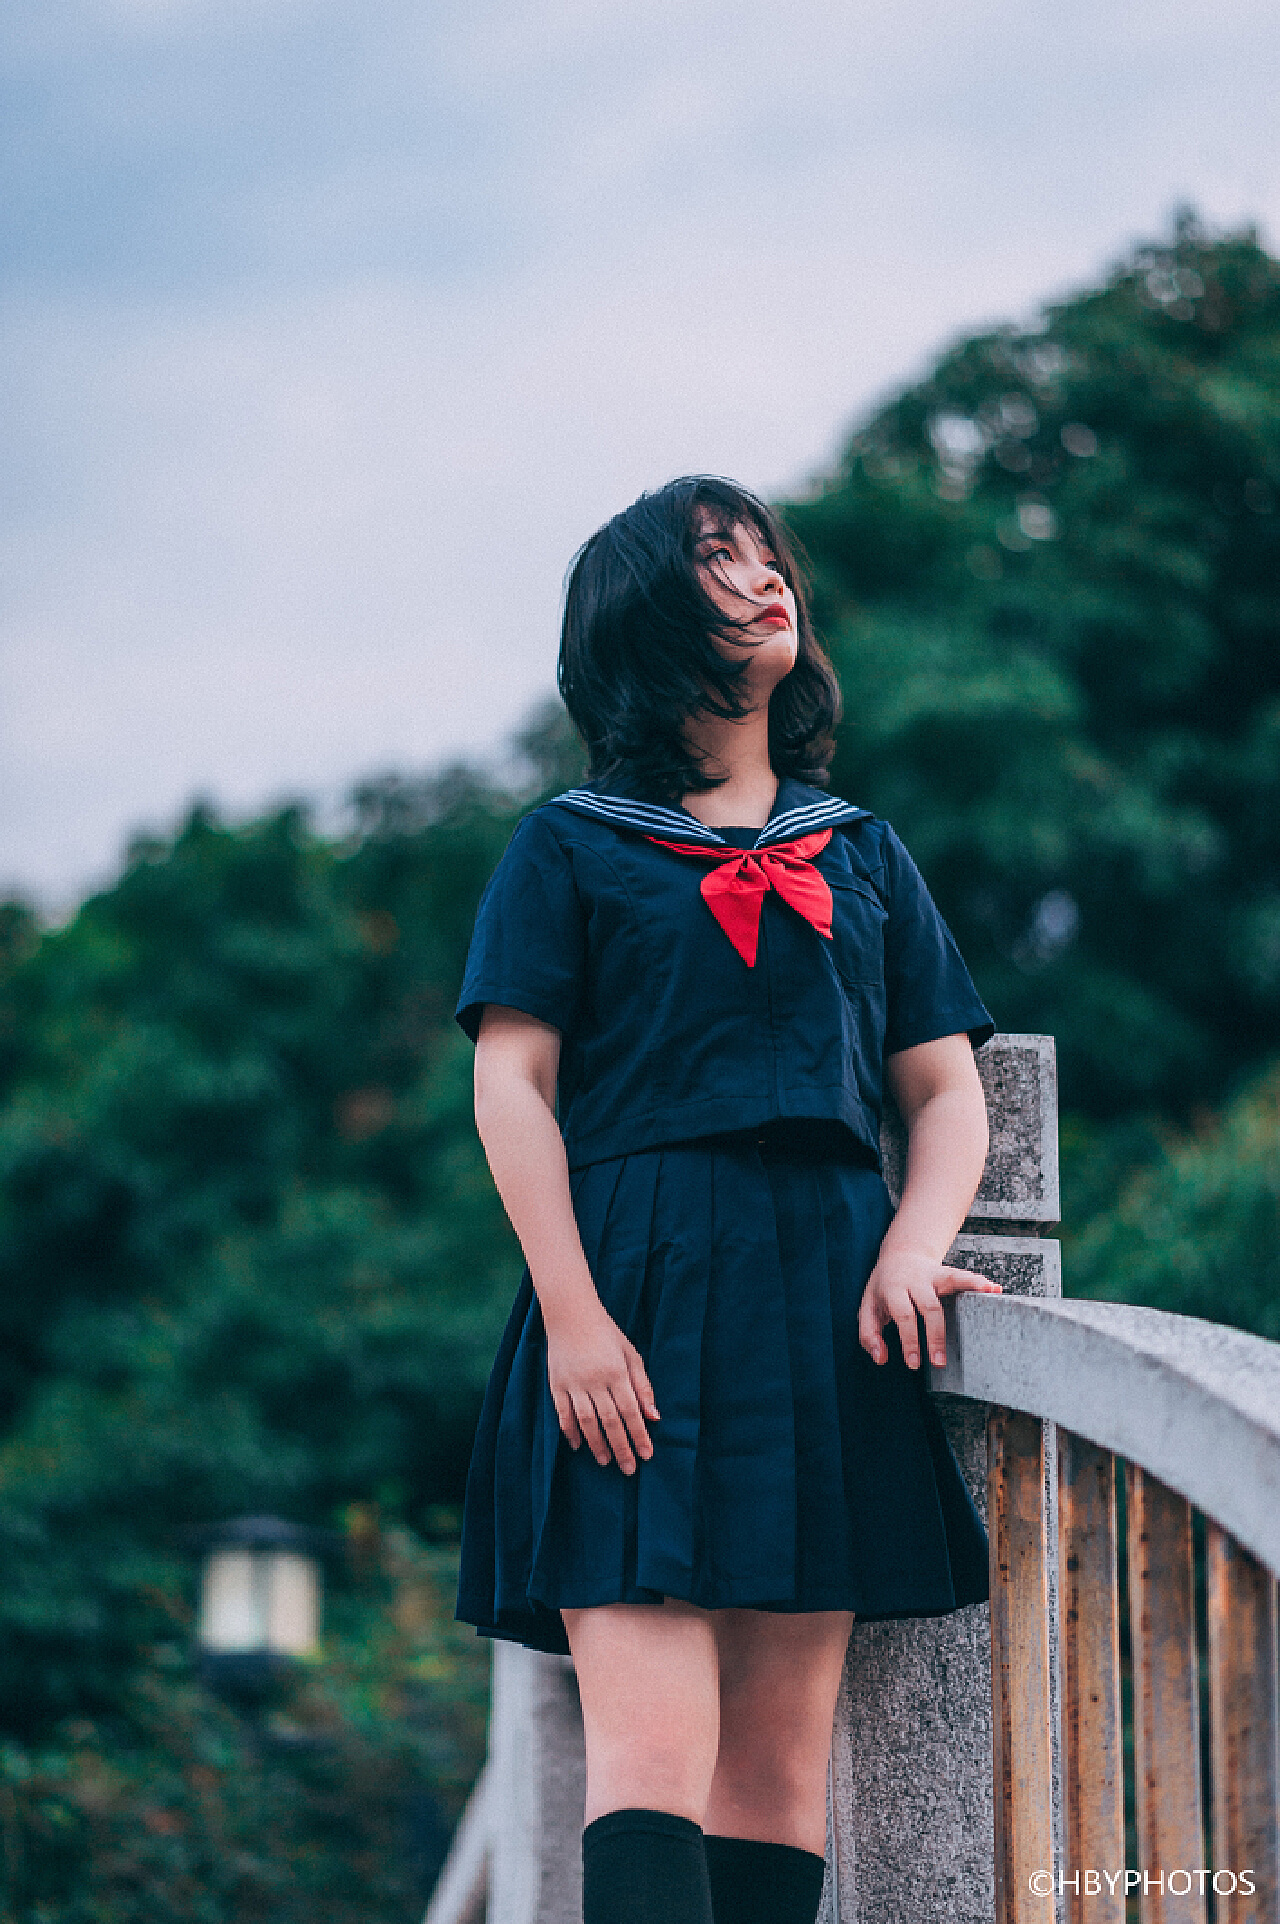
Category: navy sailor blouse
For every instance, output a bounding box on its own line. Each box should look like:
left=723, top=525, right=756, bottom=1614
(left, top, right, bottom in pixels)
left=455, top=775, right=995, bottom=1172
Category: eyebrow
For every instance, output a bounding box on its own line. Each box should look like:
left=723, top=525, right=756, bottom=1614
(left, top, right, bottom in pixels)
left=696, top=522, right=778, bottom=563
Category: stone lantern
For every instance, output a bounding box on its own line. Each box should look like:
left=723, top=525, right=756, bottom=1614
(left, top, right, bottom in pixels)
left=192, top=1515, right=337, bottom=1708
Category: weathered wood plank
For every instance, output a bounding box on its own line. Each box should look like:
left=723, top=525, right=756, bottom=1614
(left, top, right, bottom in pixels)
left=1206, top=1525, right=1279, bottom=1924
left=988, top=1406, right=1055, bottom=1924
left=1057, top=1432, right=1124, bottom=1924
left=1125, top=1466, right=1207, bottom=1924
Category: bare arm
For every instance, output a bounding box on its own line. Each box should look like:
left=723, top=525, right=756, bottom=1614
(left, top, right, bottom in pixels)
left=858, top=1032, right=1002, bottom=1371
left=473, top=1004, right=658, bottom=1473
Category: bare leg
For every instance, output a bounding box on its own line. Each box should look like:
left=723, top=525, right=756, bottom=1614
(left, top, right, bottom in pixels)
left=563, top=1599, right=721, bottom=1826
left=705, top=1609, right=853, bottom=1856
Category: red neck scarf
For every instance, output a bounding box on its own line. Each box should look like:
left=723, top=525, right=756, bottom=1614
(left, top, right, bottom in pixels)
left=645, top=828, right=834, bottom=967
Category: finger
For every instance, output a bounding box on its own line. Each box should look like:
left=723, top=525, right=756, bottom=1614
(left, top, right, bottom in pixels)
left=934, top=1267, right=1002, bottom=1296
left=891, top=1303, right=923, bottom=1370
left=625, top=1345, right=661, bottom=1421
left=858, top=1299, right=890, bottom=1366
left=611, top=1373, right=654, bottom=1460
left=553, top=1391, right=583, bottom=1450
left=573, top=1391, right=610, bottom=1467
left=595, top=1392, right=637, bottom=1475
left=915, top=1296, right=948, bottom=1369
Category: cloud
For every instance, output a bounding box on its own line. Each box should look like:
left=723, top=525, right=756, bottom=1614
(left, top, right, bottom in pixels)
left=1, top=0, right=1277, bottom=902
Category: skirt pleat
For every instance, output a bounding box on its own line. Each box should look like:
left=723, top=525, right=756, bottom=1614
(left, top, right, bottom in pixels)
left=457, top=1135, right=990, bottom=1655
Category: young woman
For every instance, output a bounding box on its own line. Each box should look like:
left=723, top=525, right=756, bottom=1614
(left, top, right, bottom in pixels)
left=453, top=475, right=1001, bottom=1924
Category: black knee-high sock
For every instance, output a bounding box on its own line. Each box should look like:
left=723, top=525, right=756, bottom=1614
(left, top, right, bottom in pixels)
left=582, top=1808, right=714, bottom=1924
left=703, top=1834, right=827, bottom=1924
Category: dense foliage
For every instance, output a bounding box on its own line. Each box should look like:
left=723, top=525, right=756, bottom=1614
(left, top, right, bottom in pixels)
left=0, top=775, right=535, bottom=1913
left=791, top=212, right=1280, bottom=1122
left=0, top=217, right=1277, bottom=1915
left=1069, top=1058, right=1280, bottom=1340
left=0, top=1528, right=488, bottom=1921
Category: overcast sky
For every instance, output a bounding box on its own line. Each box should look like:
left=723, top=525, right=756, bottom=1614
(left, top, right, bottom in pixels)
left=3, top=0, right=1277, bottom=907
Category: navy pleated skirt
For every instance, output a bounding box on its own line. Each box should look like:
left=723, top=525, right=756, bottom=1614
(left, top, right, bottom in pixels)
left=456, top=1122, right=989, bottom=1655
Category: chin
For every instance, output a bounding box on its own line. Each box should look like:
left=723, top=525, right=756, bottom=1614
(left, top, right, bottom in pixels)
left=764, top=638, right=798, bottom=673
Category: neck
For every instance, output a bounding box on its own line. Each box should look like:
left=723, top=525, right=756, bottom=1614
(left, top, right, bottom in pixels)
left=679, top=707, right=779, bottom=829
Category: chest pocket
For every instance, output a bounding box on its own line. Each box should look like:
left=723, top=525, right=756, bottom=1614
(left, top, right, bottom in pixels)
left=827, top=875, right=888, bottom=986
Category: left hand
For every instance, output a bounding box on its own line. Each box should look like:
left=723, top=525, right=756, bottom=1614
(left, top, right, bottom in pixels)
left=858, top=1247, right=1003, bottom=1370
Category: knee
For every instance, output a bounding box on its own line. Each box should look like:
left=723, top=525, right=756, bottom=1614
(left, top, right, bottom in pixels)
left=711, top=1737, right=823, bottom=1826
left=584, top=1726, right=717, bottom=1824
left=582, top=1697, right=719, bottom=1820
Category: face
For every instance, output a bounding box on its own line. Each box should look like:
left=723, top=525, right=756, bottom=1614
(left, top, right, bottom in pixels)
left=693, top=512, right=799, bottom=691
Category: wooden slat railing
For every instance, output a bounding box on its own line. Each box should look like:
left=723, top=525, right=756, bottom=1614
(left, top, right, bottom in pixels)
left=1126, top=1467, right=1205, bottom=1924
left=989, top=1409, right=1055, bottom=1923
left=938, top=1295, right=1280, bottom=1924
left=1058, top=1433, right=1125, bottom=1924
left=1207, top=1529, right=1279, bottom=1923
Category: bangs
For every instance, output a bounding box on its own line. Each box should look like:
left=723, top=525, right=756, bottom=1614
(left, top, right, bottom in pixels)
left=685, top=480, right=802, bottom=591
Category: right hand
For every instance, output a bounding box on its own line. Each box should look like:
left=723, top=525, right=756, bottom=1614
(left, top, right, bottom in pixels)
left=546, top=1305, right=660, bottom=1475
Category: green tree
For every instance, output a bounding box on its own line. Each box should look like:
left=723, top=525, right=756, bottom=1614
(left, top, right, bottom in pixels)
left=1068, top=1059, right=1280, bottom=1339
left=0, top=778, right=531, bottom=1737
left=788, top=213, right=1280, bottom=1122
left=0, top=781, right=512, bottom=1909
left=0, top=1525, right=489, bottom=1923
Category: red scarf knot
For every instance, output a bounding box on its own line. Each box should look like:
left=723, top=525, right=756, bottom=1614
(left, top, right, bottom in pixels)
left=645, top=828, right=835, bottom=967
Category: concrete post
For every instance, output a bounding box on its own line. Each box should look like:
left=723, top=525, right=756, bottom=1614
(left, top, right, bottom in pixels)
left=487, top=1644, right=587, bottom=1924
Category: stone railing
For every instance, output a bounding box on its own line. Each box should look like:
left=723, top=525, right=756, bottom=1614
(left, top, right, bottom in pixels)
left=932, top=1292, right=1279, bottom=1924
left=424, top=1037, right=1280, bottom=1924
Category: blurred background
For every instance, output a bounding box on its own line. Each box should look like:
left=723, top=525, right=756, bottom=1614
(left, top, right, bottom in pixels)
left=2, top=1, right=1278, bottom=1917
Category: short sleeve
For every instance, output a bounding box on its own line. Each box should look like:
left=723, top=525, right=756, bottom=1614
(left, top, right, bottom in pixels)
left=454, top=813, right=587, bottom=1045
left=881, top=825, right=995, bottom=1056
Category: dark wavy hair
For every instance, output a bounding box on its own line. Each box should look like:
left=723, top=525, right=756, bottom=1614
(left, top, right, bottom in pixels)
left=556, top=475, right=842, bottom=803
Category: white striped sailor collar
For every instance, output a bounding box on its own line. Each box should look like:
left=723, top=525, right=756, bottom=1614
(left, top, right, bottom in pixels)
left=546, top=776, right=871, bottom=851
